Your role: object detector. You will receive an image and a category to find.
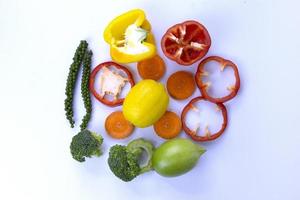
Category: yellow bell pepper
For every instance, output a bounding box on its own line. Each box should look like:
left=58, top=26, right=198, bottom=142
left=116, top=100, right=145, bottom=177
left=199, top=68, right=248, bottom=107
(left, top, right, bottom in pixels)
left=123, top=80, right=169, bottom=128
left=103, top=9, right=156, bottom=63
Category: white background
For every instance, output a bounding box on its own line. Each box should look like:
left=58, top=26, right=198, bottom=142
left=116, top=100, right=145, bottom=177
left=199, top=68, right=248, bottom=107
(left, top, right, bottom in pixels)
left=1, top=0, right=300, bottom=199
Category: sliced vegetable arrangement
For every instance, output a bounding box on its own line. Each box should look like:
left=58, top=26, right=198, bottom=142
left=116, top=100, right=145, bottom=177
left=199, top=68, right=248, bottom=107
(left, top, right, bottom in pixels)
left=105, top=111, right=134, bottom=139
left=167, top=71, right=196, bottom=100
left=161, top=20, right=211, bottom=66
left=64, top=9, right=241, bottom=182
left=137, top=55, right=166, bottom=80
left=195, top=56, right=240, bottom=103
left=103, top=9, right=156, bottom=63
left=89, top=61, right=135, bottom=107
left=181, top=96, right=228, bottom=141
left=154, top=111, right=182, bottom=139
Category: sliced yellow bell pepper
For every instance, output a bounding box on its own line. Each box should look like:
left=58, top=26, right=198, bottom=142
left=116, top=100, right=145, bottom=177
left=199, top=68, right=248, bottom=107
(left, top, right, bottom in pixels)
left=103, top=9, right=156, bottom=63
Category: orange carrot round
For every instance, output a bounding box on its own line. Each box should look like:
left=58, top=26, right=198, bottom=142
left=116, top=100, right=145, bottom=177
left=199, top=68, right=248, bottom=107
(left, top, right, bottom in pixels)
left=154, top=111, right=182, bottom=139
left=137, top=55, right=166, bottom=81
left=105, top=111, right=134, bottom=139
left=167, top=71, right=195, bottom=100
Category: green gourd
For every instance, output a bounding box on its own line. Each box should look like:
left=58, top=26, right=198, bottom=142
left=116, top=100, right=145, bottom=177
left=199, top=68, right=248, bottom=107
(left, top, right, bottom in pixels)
left=152, top=138, right=206, bottom=177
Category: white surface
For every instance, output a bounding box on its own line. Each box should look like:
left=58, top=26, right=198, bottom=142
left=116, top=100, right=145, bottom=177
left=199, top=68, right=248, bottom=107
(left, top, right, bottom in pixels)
left=1, top=0, right=300, bottom=199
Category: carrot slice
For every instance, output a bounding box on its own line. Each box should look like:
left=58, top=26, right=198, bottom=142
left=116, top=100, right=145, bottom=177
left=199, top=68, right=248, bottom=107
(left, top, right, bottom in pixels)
left=154, top=111, right=182, bottom=139
left=105, top=111, right=134, bottom=139
left=137, top=55, right=166, bottom=81
left=167, top=71, right=195, bottom=100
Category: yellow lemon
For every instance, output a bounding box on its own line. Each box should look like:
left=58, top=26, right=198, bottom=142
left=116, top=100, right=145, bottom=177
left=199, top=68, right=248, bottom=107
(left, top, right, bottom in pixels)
left=123, top=80, right=169, bottom=128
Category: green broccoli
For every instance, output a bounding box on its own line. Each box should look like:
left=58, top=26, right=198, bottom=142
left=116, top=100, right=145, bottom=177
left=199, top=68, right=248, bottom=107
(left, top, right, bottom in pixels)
left=70, top=129, right=103, bottom=162
left=108, top=138, right=154, bottom=182
left=108, top=145, right=140, bottom=182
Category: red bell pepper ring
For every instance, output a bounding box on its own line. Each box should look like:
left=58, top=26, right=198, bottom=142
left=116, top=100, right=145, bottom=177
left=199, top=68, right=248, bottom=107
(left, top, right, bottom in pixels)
left=195, top=56, right=240, bottom=103
left=161, top=20, right=211, bottom=66
left=89, top=62, right=135, bottom=107
left=181, top=96, right=228, bottom=142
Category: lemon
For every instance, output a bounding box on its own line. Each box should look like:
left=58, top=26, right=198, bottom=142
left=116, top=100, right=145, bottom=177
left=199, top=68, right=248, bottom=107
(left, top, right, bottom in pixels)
left=123, top=80, right=169, bottom=127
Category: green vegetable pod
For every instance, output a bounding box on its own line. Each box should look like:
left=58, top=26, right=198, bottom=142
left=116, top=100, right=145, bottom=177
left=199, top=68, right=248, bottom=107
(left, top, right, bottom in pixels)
left=152, top=138, right=206, bottom=177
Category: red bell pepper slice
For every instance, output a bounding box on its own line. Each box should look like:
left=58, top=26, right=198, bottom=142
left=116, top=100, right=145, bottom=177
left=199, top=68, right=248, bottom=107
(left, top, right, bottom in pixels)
left=195, top=56, right=240, bottom=103
left=181, top=96, right=228, bottom=142
left=161, top=20, right=211, bottom=66
left=89, top=62, right=135, bottom=107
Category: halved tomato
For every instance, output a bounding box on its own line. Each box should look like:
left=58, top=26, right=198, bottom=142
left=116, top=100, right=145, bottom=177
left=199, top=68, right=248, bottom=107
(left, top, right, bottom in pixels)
left=161, top=20, right=211, bottom=66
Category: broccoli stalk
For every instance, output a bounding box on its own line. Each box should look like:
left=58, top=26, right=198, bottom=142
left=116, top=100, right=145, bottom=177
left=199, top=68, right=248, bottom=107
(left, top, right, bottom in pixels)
left=70, top=129, right=103, bottom=162
left=108, top=138, right=154, bottom=182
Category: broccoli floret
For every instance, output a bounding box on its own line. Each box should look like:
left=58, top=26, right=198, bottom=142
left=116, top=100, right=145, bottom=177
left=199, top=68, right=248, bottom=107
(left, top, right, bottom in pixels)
left=108, top=138, right=154, bottom=182
left=70, top=129, right=103, bottom=162
left=127, top=138, right=154, bottom=173
left=108, top=145, right=140, bottom=182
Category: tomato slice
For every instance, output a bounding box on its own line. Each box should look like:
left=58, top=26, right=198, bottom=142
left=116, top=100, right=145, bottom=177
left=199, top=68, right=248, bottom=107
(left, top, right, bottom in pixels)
left=181, top=96, right=228, bottom=142
left=161, top=20, right=211, bottom=66
left=89, top=62, right=135, bottom=107
left=195, top=56, right=240, bottom=103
